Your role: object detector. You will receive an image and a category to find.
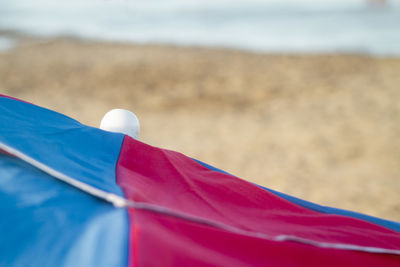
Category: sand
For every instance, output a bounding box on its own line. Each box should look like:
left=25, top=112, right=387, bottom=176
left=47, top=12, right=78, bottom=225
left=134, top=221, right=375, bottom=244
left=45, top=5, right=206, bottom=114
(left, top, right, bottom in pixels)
left=1, top=36, right=399, bottom=221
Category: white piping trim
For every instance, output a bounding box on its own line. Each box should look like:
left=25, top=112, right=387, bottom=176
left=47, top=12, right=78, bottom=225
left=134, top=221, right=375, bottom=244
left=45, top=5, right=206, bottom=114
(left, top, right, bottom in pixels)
left=1, top=141, right=400, bottom=256
left=0, top=141, right=130, bottom=208
left=129, top=202, right=400, bottom=256
left=273, top=235, right=400, bottom=255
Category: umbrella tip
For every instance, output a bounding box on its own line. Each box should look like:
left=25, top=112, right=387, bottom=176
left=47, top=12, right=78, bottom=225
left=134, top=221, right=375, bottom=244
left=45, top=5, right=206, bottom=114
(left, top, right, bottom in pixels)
left=100, top=109, right=140, bottom=140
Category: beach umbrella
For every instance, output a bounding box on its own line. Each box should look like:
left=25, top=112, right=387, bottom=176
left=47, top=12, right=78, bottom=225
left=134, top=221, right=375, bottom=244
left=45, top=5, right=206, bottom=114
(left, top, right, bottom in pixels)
left=1, top=94, right=400, bottom=267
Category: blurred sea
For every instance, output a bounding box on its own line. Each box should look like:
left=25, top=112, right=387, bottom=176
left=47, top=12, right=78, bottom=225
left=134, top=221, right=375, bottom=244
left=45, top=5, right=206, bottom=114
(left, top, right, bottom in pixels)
left=0, top=0, right=399, bottom=55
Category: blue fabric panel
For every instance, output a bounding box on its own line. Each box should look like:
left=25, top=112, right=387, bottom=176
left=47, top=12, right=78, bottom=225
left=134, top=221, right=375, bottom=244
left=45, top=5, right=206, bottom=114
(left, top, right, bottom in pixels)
left=193, top=158, right=400, bottom=233
left=0, top=97, right=125, bottom=196
left=0, top=154, right=129, bottom=267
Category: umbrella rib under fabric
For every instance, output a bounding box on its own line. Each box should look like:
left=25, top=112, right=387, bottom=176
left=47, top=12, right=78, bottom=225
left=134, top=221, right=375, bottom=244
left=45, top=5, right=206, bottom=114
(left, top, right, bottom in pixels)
left=0, top=141, right=128, bottom=208
left=2, top=139, right=400, bottom=258
left=129, top=202, right=400, bottom=256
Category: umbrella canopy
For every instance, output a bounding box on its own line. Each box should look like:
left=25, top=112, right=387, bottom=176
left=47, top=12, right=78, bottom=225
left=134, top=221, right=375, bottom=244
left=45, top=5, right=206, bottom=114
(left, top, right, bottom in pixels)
left=1, top=95, right=400, bottom=267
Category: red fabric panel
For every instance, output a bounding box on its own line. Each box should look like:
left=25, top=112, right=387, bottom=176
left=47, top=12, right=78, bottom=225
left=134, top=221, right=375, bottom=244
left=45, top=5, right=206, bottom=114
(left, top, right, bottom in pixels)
left=116, top=137, right=400, bottom=266
left=130, top=209, right=400, bottom=267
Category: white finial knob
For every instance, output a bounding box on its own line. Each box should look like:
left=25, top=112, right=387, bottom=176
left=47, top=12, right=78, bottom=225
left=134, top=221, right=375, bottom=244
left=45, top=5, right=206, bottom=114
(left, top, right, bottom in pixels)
left=100, top=109, right=140, bottom=140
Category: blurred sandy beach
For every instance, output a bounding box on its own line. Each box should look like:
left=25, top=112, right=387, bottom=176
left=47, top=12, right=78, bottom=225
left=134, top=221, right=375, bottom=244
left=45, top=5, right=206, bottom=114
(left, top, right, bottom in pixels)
left=1, top=35, right=399, bottom=220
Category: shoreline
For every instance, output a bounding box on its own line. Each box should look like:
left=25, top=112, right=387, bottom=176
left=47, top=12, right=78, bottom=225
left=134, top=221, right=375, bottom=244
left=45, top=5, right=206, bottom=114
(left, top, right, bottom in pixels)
left=1, top=36, right=399, bottom=221
left=1, top=30, right=400, bottom=59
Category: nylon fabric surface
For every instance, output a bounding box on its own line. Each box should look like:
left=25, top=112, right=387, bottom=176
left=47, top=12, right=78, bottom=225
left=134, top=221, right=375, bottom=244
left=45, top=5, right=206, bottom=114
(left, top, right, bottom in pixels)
left=130, top=208, right=400, bottom=267
left=0, top=154, right=129, bottom=267
left=194, top=158, right=400, bottom=233
left=116, top=137, right=400, bottom=267
left=0, top=95, right=125, bottom=196
left=260, top=186, right=400, bottom=233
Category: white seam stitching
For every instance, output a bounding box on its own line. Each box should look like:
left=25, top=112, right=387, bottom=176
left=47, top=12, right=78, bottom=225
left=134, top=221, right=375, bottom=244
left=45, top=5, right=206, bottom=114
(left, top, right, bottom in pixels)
left=0, top=141, right=129, bottom=208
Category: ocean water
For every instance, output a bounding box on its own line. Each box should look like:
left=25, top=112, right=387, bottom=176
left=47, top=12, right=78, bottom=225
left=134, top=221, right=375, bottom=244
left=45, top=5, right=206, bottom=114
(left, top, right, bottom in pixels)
left=0, top=37, right=15, bottom=52
left=0, top=0, right=399, bottom=55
